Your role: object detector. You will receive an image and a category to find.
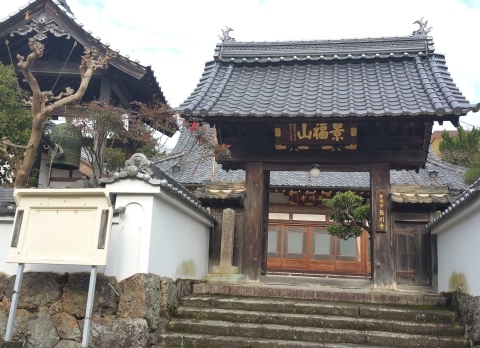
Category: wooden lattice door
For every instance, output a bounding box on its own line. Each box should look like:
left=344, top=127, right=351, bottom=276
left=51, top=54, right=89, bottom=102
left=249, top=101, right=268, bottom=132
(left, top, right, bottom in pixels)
left=267, top=223, right=369, bottom=275
left=394, top=221, right=431, bottom=285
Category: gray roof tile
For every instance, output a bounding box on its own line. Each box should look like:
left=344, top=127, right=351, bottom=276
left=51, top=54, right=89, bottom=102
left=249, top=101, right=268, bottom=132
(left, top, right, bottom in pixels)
left=178, top=36, right=479, bottom=118
left=0, top=187, right=14, bottom=203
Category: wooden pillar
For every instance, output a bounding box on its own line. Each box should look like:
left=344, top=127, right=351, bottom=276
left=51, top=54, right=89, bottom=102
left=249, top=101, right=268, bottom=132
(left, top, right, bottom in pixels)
left=260, top=170, right=270, bottom=275
left=90, top=75, right=112, bottom=184
left=100, top=75, right=112, bottom=104
left=429, top=209, right=438, bottom=292
left=243, top=162, right=267, bottom=281
left=370, top=163, right=395, bottom=289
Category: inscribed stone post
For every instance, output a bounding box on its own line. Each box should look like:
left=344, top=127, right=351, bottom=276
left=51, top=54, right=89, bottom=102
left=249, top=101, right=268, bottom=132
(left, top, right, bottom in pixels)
left=220, top=208, right=235, bottom=267
left=208, top=209, right=245, bottom=283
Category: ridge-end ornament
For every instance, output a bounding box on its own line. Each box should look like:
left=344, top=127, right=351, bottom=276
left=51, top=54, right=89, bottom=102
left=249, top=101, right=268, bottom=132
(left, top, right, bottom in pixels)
left=412, top=17, right=432, bottom=35
left=219, top=26, right=235, bottom=43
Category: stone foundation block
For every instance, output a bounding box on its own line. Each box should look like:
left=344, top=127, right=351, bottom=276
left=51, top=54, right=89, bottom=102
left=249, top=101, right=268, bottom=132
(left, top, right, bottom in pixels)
left=212, top=265, right=239, bottom=274
left=206, top=273, right=245, bottom=284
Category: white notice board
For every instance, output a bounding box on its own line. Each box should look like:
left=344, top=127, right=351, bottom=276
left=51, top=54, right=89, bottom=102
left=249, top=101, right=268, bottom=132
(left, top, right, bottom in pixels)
left=6, top=189, right=113, bottom=265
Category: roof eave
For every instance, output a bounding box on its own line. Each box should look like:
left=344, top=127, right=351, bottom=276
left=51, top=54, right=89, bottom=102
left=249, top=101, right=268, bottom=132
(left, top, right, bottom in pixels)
left=1, top=0, right=162, bottom=87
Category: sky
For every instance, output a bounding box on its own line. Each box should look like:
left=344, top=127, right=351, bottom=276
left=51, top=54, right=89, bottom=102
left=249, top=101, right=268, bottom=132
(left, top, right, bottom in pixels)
left=2, top=0, right=480, bottom=132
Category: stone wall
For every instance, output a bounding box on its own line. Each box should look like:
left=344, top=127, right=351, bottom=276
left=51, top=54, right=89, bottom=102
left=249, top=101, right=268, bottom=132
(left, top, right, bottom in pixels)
left=0, top=272, right=194, bottom=347
left=449, top=292, right=480, bottom=347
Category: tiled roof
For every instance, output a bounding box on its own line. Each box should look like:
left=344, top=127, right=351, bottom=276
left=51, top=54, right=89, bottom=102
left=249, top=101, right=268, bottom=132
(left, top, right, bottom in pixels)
left=194, top=182, right=245, bottom=201
left=101, top=154, right=215, bottom=221
left=391, top=184, right=451, bottom=204
left=0, top=187, right=14, bottom=204
left=154, top=128, right=468, bottom=195
left=178, top=36, right=479, bottom=118
left=0, top=187, right=16, bottom=216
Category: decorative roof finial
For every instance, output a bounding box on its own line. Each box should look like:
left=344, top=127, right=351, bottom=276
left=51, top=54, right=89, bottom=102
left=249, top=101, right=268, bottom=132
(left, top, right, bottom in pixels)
left=57, top=0, right=74, bottom=16
left=218, top=26, right=235, bottom=42
left=412, top=17, right=432, bottom=35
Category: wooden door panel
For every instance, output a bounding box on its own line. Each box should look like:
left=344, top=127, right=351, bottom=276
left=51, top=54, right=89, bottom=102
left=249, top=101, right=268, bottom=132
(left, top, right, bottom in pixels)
left=310, top=260, right=335, bottom=272
left=394, top=222, right=430, bottom=285
left=415, top=228, right=430, bottom=285
left=335, top=261, right=363, bottom=272
left=267, top=223, right=368, bottom=276
left=282, top=259, right=309, bottom=269
left=267, top=258, right=282, bottom=269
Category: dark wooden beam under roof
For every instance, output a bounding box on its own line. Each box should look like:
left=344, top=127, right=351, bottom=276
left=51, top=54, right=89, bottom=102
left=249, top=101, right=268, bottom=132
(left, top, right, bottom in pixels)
left=13, top=61, right=145, bottom=83
left=219, top=149, right=426, bottom=169
left=15, top=61, right=102, bottom=77
left=112, top=80, right=134, bottom=109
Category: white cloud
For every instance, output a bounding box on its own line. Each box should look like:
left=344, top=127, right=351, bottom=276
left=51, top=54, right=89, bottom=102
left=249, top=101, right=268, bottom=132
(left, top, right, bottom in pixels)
left=2, top=0, right=479, bottom=127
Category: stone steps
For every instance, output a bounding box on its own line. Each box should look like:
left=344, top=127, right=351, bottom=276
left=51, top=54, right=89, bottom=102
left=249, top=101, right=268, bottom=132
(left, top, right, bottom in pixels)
left=174, top=307, right=464, bottom=337
left=180, top=295, right=458, bottom=324
left=160, top=293, right=468, bottom=348
left=192, top=282, right=448, bottom=307
left=160, top=333, right=389, bottom=348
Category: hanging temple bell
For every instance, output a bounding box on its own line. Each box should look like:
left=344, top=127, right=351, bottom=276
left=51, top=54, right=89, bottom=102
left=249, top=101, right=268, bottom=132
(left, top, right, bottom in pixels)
left=47, top=123, right=82, bottom=170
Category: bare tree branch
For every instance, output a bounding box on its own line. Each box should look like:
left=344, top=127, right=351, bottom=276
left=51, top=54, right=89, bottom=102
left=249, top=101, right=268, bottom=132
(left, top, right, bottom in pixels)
left=17, top=38, right=44, bottom=116
left=1, top=137, right=27, bottom=172
left=12, top=38, right=116, bottom=187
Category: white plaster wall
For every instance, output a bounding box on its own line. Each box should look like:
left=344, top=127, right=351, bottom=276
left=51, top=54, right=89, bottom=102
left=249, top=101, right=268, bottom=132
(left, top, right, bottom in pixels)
left=104, top=195, right=153, bottom=281
left=0, top=217, right=16, bottom=276
left=105, top=178, right=211, bottom=281
left=149, top=195, right=210, bottom=280
left=433, top=197, right=480, bottom=296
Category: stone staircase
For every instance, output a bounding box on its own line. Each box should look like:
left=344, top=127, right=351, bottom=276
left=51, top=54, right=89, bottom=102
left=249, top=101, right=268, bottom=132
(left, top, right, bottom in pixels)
left=159, top=283, right=469, bottom=348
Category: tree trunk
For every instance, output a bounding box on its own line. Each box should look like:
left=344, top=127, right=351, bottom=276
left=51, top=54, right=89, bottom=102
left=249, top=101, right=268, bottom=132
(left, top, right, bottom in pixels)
left=90, top=129, right=107, bottom=186
left=14, top=120, right=43, bottom=188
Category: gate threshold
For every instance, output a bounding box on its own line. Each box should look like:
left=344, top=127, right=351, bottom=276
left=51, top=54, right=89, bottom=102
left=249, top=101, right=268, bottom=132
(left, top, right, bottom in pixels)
left=260, top=273, right=372, bottom=289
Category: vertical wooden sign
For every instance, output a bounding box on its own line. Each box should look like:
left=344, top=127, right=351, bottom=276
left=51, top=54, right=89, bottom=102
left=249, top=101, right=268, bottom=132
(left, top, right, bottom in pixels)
left=375, top=190, right=387, bottom=233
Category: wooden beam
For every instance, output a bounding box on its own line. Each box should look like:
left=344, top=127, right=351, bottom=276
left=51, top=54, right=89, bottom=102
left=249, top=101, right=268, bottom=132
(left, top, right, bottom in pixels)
left=243, top=162, right=267, bottom=281
left=370, top=163, right=395, bottom=289
left=263, top=163, right=371, bottom=172
left=49, top=177, right=79, bottom=183
left=112, top=80, right=134, bottom=109
left=208, top=115, right=461, bottom=124
left=14, top=61, right=134, bottom=82
left=429, top=209, right=438, bottom=291
left=269, top=203, right=333, bottom=215
left=100, top=75, right=112, bottom=104
left=220, top=149, right=427, bottom=167
left=16, top=61, right=102, bottom=77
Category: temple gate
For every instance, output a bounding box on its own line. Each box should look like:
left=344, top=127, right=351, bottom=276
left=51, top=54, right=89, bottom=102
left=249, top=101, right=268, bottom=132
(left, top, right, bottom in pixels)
left=177, top=23, right=479, bottom=288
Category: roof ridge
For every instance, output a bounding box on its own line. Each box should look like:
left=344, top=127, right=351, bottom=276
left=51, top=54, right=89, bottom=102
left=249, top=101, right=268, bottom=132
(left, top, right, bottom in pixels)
left=217, top=35, right=431, bottom=48
left=215, top=35, right=434, bottom=63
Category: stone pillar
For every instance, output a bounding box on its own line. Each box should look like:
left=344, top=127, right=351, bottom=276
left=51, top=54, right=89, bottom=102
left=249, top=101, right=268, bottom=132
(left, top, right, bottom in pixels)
left=207, top=209, right=245, bottom=283
left=216, top=208, right=237, bottom=272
